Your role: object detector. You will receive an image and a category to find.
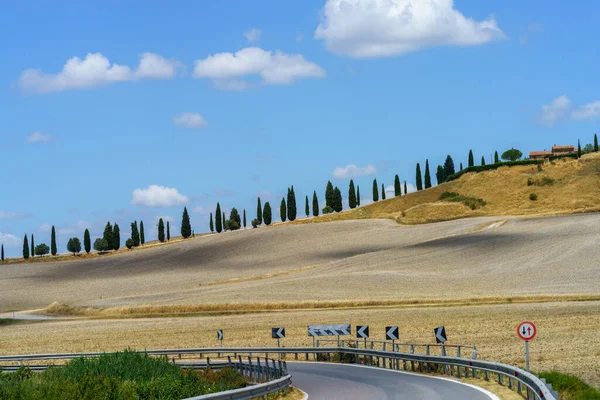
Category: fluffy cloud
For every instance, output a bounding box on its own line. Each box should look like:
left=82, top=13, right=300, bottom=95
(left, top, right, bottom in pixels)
left=571, top=101, right=600, bottom=121
left=332, top=164, right=377, bottom=179
left=0, top=232, right=20, bottom=247
left=19, top=52, right=179, bottom=93
left=193, top=47, right=325, bottom=88
left=131, top=185, right=189, bottom=207
left=173, top=112, right=207, bottom=129
left=244, top=28, right=262, bottom=43
left=539, top=95, right=571, bottom=126
left=25, top=131, right=53, bottom=143
left=315, top=0, right=506, bottom=58
left=384, top=184, right=395, bottom=197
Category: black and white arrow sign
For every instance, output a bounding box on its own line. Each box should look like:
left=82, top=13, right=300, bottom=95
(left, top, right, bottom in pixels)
left=272, top=327, right=285, bottom=339
left=356, top=325, right=369, bottom=339
left=385, top=326, right=399, bottom=341
left=217, top=329, right=223, bottom=341
left=434, top=326, right=447, bottom=343
left=308, top=324, right=351, bottom=337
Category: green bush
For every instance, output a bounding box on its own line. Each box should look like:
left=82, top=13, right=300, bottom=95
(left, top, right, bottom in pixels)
left=529, top=193, right=538, bottom=201
left=125, top=239, right=134, bottom=249
left=0, top=351, right=245, bottom=400
left=440, top=192, right=487, bottom=210
left=527, top=176, right=555, bottom=186
left=446, top=159, right=544, bottom=182
left=548, top=152, right=578, bottom=161
left=322, top=205, right=334, bottom=214
left=539, top=371, right=600, bottom=400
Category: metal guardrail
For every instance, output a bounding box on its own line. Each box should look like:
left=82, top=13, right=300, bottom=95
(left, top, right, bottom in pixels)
left=0, top=346, right=557, bottom=400
left=316, top=339, right=476, bottom=358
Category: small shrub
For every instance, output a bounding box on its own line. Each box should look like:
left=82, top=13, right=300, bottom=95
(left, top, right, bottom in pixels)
left=527, top=176, right=555, bottom=186
left=440, top=192, right=487, bottom=210
left=529, top=193, right=538, bottom=201
left=251, top=219, right=259, bottom=228
left=322, top=206, right=334, bottom=214
left=125, top=239, right=134, bottom=249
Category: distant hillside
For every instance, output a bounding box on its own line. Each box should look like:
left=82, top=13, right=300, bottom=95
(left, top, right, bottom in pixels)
left=296, top=152, right=600, bottom=225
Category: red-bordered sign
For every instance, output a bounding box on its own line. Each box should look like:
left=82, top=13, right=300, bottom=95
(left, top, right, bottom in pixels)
left=517, top=321, right=537, bottom=341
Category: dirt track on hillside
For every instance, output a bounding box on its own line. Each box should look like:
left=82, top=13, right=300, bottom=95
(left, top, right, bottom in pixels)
left=1, top=214, right=599, bottom=311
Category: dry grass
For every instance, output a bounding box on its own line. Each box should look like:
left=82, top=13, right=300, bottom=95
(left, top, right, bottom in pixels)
left=293, top=152, right=600, bottom=225
left=2, top=301, right=599, bottom=389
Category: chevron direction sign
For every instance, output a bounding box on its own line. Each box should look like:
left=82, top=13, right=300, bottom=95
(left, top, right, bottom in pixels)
left=308, top=324, right=351, bottom=337
left=356, top=325, right=369, bottom=339
left=217, top=329, right=223, bottom=341
left=386, top=326, right=399, bottom=341
left=434, top=326, right=447, bottom=343
left=272, top=327, right=286, bottom=339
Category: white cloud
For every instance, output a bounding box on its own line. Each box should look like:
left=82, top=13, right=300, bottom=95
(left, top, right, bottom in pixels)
left=315, top=0, right=506, bottom=58
left=571, top=101, right=600, bottom=121
left=332, top=164, right=377, bottom=179
left=0, top=232, right=20, bottom=247
left=404, top=183, right=417, bottom=194
left=384, top=184, right=395, bottom=197
left=173, top=112, right=207, bottom=129
left=0, top=211, right=31, bottom=219
left=539, top=95, right=571, bottom=126
left=520, top=23, right=543, bottom=45
left=131, top=185, right=189, bottom=207
left=244, top=28, right=262, bottom=43
left=19, top=52, right=179, bottom=93
left=26, top=131, right=53, bottom=143
left=193, top=47, right=325, bottom=88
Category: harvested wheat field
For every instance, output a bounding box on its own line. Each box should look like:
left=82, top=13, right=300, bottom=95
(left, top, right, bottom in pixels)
left=1, top=301, right=599, bottom=387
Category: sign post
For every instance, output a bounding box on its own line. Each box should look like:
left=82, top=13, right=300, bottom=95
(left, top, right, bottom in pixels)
left=272, top=328, right=285, bottom=348
left=356, top=325, right=369, bottom=348
left=386, top=326, right=399, bottom=349
left=517, top=321, right=537, bottom=371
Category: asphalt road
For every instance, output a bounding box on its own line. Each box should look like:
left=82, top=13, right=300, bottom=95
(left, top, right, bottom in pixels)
left=287, top=362, right=495, bottom=400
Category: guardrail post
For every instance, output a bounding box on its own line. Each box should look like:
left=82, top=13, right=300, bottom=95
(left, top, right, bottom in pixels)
left=277, top=360, right=283, bottom=378
left=508, top=377, right=514, bottom=390
left=238, top=355, right=244, bottom=377
left=295, top=353, right=298, bottom=360
left=207, top=357, right=211, bottom=369
left=484, top=370, right=489, bottom=381
left=517, top=380, right=522, bottom=393
left=257, top=357, right=263, bottom=382
left=498, top=373, right=503, bottom=386
left=426, top=345, right=430, bottom=355
left=457, top=365, right=462, bottom=378
left=247, top=357, right=255, bottom=383
left=227, top=356, right=232, bottom=367
left=457, top=346, right=461, bottom=358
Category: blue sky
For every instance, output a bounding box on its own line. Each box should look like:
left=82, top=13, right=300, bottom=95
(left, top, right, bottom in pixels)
left=1, top=0, right=599, bottom=257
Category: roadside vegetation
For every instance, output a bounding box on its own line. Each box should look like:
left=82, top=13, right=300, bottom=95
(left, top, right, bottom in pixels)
left=0, top=350, right=245, bottom=400
left=540, top=371, right=600, bottom=400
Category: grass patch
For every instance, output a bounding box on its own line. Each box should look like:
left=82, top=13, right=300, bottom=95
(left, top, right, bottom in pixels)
left=527, top=175, right=556, bottom=186
left=539, top=371, right=600, bottom=400
left=440, top=192, right=487, bottom=210
left=0, top=350, right=245, bottom=400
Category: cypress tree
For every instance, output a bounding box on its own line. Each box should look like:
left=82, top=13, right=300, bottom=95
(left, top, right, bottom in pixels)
left=381, top=183, right=386, bottom=200
left=51, top=226, right=57, bottom=256
left=223, top=212, right=226, bottom=230
left=263, top=202, right=272, bottom=225
left=494, top=151, right=500, bottom=163
left=357, top=186, right=360, bottom=206
left=372, top=179, right=379, bottom=202
left=404, top=181, right=407, bottom=195
left=436, top=165, right=446, bottom=185
left=312, top=191, right=319, bottom=217
left=325, top=181, right=334, bottom=208
left=595, top=133, right=598, bottom=152
left=280, top=198, right=287, bottom=222
left=468, top=150, right=474, bottom=168
left=131, top=221, right=140, bottom=246
left=444, top=155, right=455, bottom=177
left=305, top=195, right=310, bottom=217
left=287, top=186, right=297, bottom=221
left=460, top=162, right=463, bottom=171
left=578, top=139, right=582, bottom=157
left=103, top=222, right=113, bottom=248
left=257, top=198, right=262, bottom=225
left=416, top=163, right=423, bottom=191
left=113, top=223, right=120, bottom=250
left=181, top=207, right=191, bottom=239
left=424, top=160, right=432, bottom=189
left=1, top=244, right=3, bottom=262
left=209, top=213, right=214, bottom=232
left=31, top=234, right=34, bottom=257
left=333, top=187, right=343, bottom=212
left=23, top=234, right=29, bottom=259
left=84, top=229, right=91, bottom=254
left=243, top=209, right=247, bottom=228
left=158, top=218, right=166, bottom=241
left=139, top=221, right=145, bottom=245
left=216, top=203, right=222, bottom=233
left=481, top=156, right=486, bottom=166
left=349, top=180, right=357, bottom=208
left=167, top=222, right=170, bottom=241
left=394, top=175, right=401, bottom=197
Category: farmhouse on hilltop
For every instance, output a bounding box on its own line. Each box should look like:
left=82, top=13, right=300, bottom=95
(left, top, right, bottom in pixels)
left=529, top=144, right=575, bottom=160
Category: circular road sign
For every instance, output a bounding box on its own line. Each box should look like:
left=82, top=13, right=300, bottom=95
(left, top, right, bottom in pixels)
left=517, top=321, right=537, bottom=341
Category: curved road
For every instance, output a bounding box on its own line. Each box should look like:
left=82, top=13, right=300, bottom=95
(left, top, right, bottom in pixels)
left=287, top=362, right=496, bottom=400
